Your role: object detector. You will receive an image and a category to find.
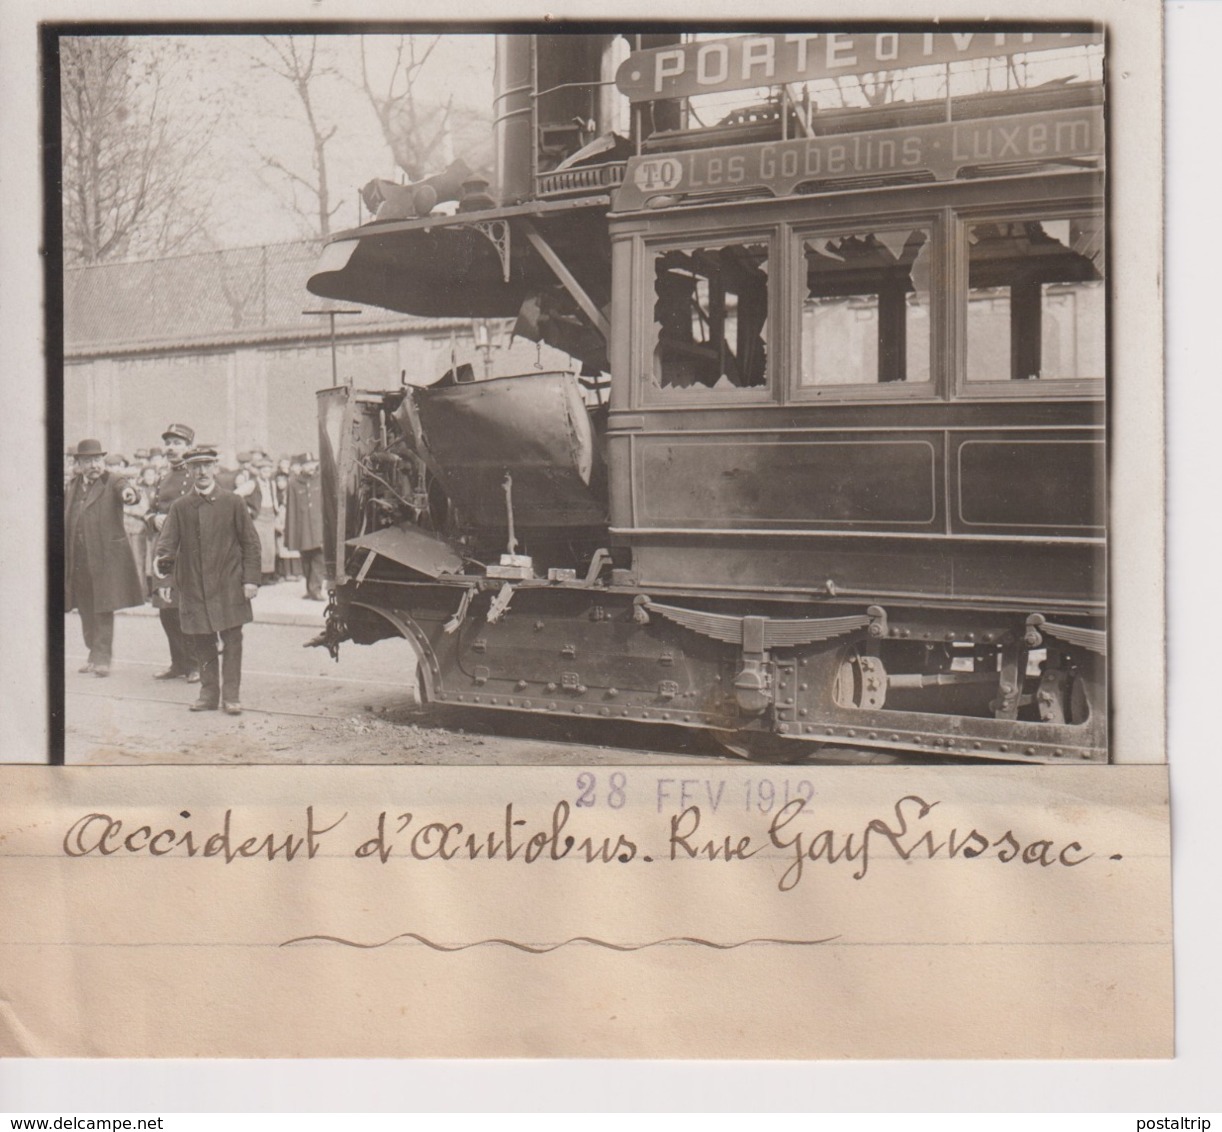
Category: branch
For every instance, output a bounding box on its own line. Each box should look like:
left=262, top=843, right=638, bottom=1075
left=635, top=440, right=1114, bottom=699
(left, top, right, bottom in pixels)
left=261, top=153, right=321, bottom=198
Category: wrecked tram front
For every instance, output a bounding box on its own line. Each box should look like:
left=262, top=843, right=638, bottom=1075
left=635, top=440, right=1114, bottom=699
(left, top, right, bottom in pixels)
left=306, top=31, right=1109, bottom=764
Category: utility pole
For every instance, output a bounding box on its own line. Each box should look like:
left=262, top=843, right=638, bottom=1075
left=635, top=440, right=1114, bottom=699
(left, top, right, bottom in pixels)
left=471, top=318, right=502, bottom=379
left=302, top=308, right=362, bottom=385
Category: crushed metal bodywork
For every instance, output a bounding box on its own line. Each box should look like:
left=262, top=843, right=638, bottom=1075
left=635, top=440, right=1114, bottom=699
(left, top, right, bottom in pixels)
left=399, top=370, right=606, bottom=531
left=346, top=523, right=466, bottom=580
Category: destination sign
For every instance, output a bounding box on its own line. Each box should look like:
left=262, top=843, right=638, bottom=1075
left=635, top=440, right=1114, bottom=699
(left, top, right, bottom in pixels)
left=612, top=107, right=1104, bottom=211
left=616, top=32, right=1102, bottom=103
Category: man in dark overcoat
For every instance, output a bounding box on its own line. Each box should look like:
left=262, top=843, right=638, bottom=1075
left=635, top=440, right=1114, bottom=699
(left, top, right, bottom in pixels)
left=64, top=439, right=145, bottom=677
left=155, top=446, right=262, bottom=715
left=147, top=422, right=199, bottom=682
left=285, top=452, right=326, bottom=601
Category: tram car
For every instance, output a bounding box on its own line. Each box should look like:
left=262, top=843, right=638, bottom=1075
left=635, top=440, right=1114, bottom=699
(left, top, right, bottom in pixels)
left=307, top=30, right=1107, bottom=763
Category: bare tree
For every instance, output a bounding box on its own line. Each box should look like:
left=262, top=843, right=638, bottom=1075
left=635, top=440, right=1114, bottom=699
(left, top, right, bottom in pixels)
left=251, top=36, right=342, bottom=238
left=60, top=37, right=211, bottom=264
left=357, top=35, right=453, bottom=182
left=354, top=35, right=493, bottom=186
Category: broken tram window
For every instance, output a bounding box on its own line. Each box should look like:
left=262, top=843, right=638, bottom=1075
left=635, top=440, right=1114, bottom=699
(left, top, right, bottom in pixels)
left=650, top=241, right=770, bottom=393
left=799, top=226, right=932, bottom=389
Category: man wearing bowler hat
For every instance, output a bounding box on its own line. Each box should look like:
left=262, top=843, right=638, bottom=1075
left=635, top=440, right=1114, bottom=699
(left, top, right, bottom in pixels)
left=147, top=422, right=199, bottom=682
left=155, top=446, right=261, bottom=715
left=64, top=439, right=145, bottom=677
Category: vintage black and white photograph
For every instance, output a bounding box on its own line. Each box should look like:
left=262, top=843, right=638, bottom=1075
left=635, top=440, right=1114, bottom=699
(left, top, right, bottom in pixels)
left=52, top=25, right=1118, bottom=768
left=8, top=3, right=1215, bottom=1091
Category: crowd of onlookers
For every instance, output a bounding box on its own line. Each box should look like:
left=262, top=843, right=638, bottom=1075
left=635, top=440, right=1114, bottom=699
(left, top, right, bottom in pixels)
left=64, top=444, right=324, bottom=602
left=65, top=421, right=329, bottom=711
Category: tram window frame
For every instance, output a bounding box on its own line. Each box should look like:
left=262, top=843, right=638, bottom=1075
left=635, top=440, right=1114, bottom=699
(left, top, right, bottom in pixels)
left=639, top=229, right=777, bottom=406
left=956, top=206, right=1106, bottom=399
left=788, top=214, right=942, bottom=403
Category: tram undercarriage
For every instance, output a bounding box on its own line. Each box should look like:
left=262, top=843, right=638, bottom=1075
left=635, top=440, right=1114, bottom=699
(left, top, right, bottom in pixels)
left=316, top=576, right=1105, bottom=764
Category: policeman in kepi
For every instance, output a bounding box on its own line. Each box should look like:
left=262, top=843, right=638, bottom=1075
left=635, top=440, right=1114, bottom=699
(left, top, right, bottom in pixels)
left=146, top=423, right=199, bottom=682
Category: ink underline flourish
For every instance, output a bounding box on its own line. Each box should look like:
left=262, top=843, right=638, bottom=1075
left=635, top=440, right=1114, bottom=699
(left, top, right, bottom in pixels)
left=279, top=931, right=842, bottom=953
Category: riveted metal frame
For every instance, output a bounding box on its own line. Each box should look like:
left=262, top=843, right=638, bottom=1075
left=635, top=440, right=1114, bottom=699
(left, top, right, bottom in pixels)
left=346, top=600, right=444, bottom=703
